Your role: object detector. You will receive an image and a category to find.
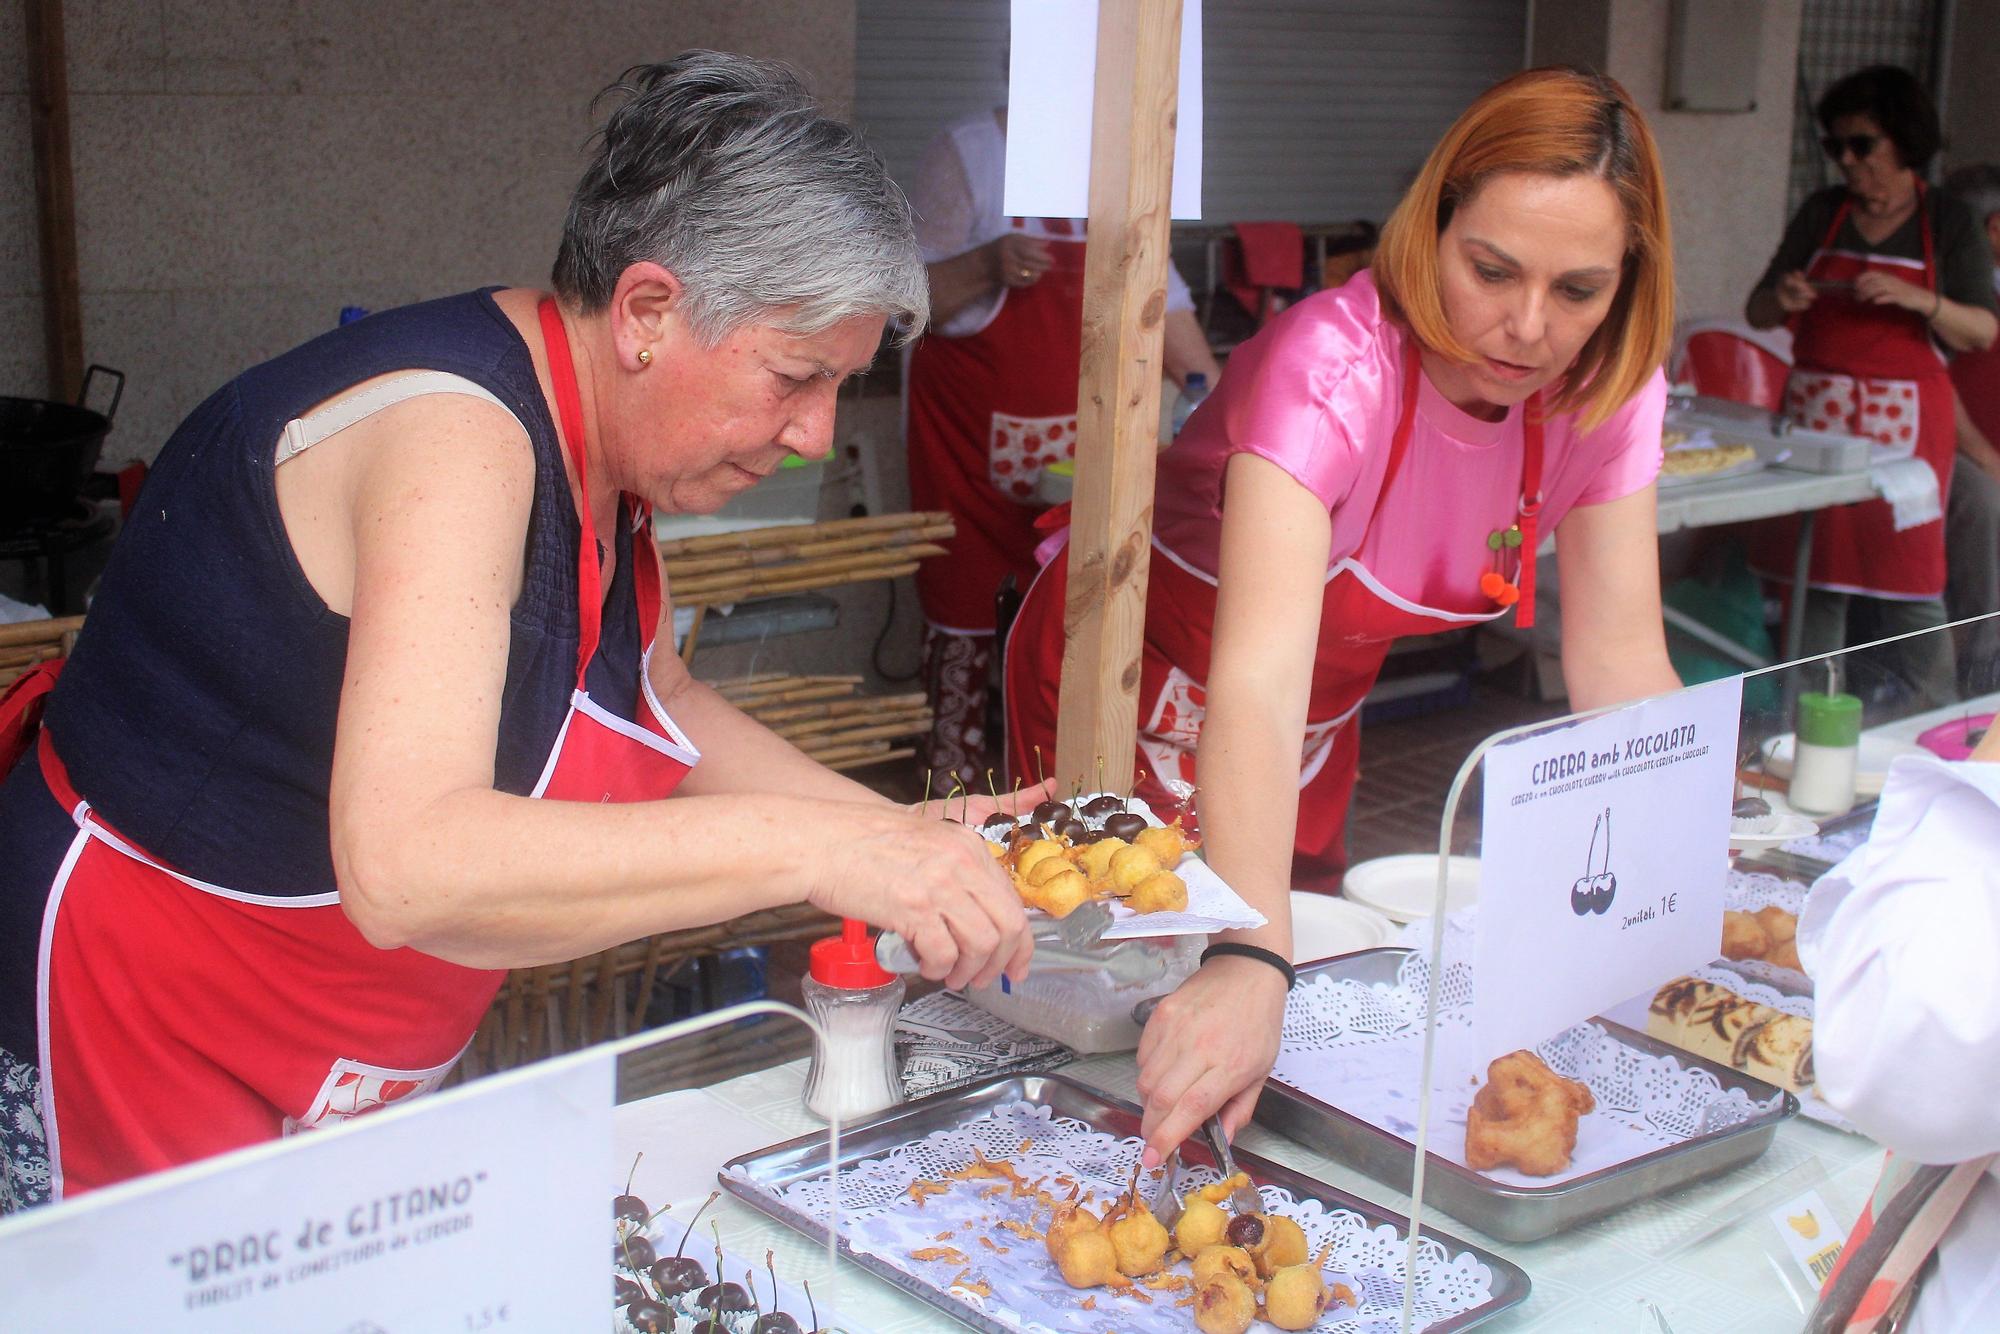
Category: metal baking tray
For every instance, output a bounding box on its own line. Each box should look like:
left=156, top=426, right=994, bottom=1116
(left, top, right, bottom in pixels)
left=1253, top=950, right=1798, bottom=1243
left=1737, top=800, right=1877, bottom=880
left=722, top=1071, right=1531, bottom=1332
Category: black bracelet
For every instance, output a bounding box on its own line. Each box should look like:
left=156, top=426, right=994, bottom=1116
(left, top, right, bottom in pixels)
left=1201, top=942, right=1296, bottom=990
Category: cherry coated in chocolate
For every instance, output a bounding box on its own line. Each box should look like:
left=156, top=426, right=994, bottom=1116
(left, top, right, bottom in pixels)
left=614, top=1193, right=650, bottom=1225
left=1102, top=812, right=1148, bottom=842
left=981, top=811, right=1017, bottom=834
left=614, top=1275, right=644, bottom=1306
left=1081, top=794, right=1125, bottom=819
left=753, top=1315, right=803, bottom=1334
left=695, top=1281, right=755, bottom=1315
left=624, top=1298, right=676, bottom=1332
left=1055, top=817, right=1089, bottom=842
left=1033, top=799, right=1072, bottom=825
left=651, top=1256, right=707, bottom=1297
left=617, top=1234, right=658, bottom=1269
left=1732, top=796, right=1772, bottom=819
left=1225, top=1213, right=1265, bottom=1248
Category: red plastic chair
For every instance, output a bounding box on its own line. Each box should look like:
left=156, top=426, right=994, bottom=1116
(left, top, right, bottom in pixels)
left=1669, top=321, right=1794, bottom=411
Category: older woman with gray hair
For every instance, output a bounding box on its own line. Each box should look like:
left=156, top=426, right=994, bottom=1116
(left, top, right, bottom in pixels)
left=0, top=51, right=1037, bottom=1211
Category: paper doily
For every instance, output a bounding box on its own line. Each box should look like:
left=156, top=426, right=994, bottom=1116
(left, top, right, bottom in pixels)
left=1779, top=816, right=1873, bottom=866
left=1270, top=953, right=1783, bottom=1189
left=730, top=1099, right=1498, bottom=1333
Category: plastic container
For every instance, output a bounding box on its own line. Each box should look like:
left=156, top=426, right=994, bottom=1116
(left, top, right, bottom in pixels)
left=1170, top=373, right=1211, bottom=436
left=963, top=936, right=1203, bottom=1053
left=1788, top=691, right=1862, bottom=817
left=802, top=920, right=905, bottom=1122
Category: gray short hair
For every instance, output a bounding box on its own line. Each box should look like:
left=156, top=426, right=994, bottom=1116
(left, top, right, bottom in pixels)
left=1946, top=163, right=2000, bottom=231
left=553, top=52, right=929, bottom=345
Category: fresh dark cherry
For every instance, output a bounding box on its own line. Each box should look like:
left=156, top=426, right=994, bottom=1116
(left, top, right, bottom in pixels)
left=616, top=1234, right=658, bottom=1269
left=1225, top=1213, right=1265, bottom=1248
left=614, top=1193, right=650, bottom=1225
left=753, top=1316, right=803, bottom=1334
left=1103, top=812, right=1149, bottom=842
left=695, top=1281, right=756, bottom=1315
left=624, top=1298, right=676, bottom=1332
left=615, top=1274, right=645, bottom=1306
left=1055, top=816, right=1089, bottom=842
left=1032, top=799, right=1072, bottom=825
left=1082, top=794, right=1125, bottom=819
left=981, top=811, right=1017, bottom=834
left=650, top=1256, right=707, bottom=1297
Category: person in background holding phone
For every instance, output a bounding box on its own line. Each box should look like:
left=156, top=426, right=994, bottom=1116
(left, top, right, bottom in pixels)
left=1745, top=66, right=1997, bottom=704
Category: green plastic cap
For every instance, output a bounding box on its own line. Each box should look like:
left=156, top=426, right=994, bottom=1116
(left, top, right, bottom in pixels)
left=1796, top=691, right=1862, bottom=747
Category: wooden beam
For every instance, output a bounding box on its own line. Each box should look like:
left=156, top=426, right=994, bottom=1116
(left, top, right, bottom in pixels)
left=1053, top=0, right=1183, bottom=792
left=26, top=0, right=85, bottom=401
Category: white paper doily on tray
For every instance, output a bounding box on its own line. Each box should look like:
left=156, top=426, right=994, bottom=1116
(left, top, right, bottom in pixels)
left=982, top=793, right=1266, bottom=939
left=729, top=1100, right=1497, bottom=1333
left=1269, top=952, right=1784, bottom=1189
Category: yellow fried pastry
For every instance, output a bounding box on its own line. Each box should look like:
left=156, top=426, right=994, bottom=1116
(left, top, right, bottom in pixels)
left=1037, top=869, right=1093, bottom=918
left=1108, top=844, right=1163, bottom=893
left=1251, top=1213, right=1308, bottom=1278
left=1127, top=870, right=1187, bottom=914
left=1463, top=1050, right=1595, bottom=1176
left=1075, top=837, right=1126, bottom=883
left=1193, top=1272, right=1257, bottom=1334
left=1189, top=1244, right=1256, bottom=1286
left=1174, top=1195, right=1229, bottom=1253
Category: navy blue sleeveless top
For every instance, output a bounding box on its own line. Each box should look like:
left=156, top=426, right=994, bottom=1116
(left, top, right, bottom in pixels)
left=41, top=288, right=648, bottom=895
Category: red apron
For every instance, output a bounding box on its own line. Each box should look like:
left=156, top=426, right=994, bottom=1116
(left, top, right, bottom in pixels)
left=908, top=217, right=1090, bottom=633
left=5, top=296, right=697, bottom=1199
left=1006, top=344, right=1543, bottom=890
left=1753, top=188, right=1955, bottom=599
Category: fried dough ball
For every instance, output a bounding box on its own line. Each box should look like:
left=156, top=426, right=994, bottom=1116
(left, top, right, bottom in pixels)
left=1174, top=1195, right=1229, bottom=1253
left=1189, top=1244, right=1256, bottom=1287
left=986, top=839, right=1008, bottom=860
left=1766, top=938, right=1803, bottom=972
left=1463, top=1050, right=1596, bottom=1176
left=1055, top=1227, right=1124, bottom=1289
left=1127, top=870, right=1188, bottom=914
left=1754, top=904, right=1798, bottom=945
left=1264, top=1261, right=1332, bottom=1330
left=1076, top=837, right=1127, bottom=882
left=1251, top=1214, right=1308, bottom=1278
left=1133, top=824, right=1191, bottom=866
left=1192, top=1272, right=1257, bottom=1334
left=1045, top=1198, right=1100, bottom=1262
left=1720, top=910, right=1769, bottom=961
left=1036, top=869, right=1093, bottom=918
left=1107, top=1206, right=1170, bottom=1277
left=1014, top=839, right=1068, bottom=879
left=1108, top=845, right=1164, bottom=893
left=1026, top=854, right=1078, bottom=888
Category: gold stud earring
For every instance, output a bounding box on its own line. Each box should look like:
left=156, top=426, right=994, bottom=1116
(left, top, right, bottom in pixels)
left=636, top=348, right=653, bottom=366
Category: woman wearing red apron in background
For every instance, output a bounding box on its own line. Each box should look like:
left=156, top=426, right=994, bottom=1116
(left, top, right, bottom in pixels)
left=1007, top=69, right=1684, bottom=1167
left=0, top=54, right=1043, bottom=1213
left=903, top=107, right=1220, bottom=785
left=1746, top=66, right=1999, bottom=704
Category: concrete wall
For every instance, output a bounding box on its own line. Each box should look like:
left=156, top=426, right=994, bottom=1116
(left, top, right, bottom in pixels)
left=1535, top=0, right=1806, bottom=326
left=4, top=2, right=855, bottom=463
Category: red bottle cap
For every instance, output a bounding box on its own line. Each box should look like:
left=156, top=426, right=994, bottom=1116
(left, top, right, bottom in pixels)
left=809, top=918, right=894, bottom=989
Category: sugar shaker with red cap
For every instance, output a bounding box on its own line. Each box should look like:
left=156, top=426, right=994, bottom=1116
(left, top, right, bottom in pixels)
left=802, top=918, right=905, bottom=1122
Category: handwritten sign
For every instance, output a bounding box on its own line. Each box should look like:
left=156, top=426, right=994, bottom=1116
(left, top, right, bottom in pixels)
left=0, top=1047, right=613, bottom=1329
left=1004, top=0, right=1206, bottom=220
left=1472, top=677, right=1743, bottom=1064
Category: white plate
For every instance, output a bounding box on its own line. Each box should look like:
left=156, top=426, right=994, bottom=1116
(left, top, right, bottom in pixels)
left=1727, top=811, right=1819, bottom=852
left=1341, top=854, right=1480, bottom=923
left=1289, top=891, right=1395, bottom=963
left=1760, top=733, right=1923, bottom=798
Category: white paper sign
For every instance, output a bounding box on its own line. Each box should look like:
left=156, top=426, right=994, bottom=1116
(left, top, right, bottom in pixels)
left=0, top=1048, right=614, bottom=1329
left=1472, top=677, right=1743, bottom=1064
left=1005, top=0, right=1205, bottom=219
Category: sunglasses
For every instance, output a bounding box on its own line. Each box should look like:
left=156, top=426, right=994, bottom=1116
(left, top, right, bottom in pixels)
left=1821, top=133, right=1882, bottom=161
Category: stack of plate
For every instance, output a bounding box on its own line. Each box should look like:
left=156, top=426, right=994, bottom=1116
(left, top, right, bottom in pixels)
left=1287, top=892, right=1394, bottom=963
left=1340, top=854, right=1481, bottom=924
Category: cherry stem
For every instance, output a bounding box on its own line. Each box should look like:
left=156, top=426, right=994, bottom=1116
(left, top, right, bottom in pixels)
left=624, top=1151, right=643, bottom=1197
left=766, top=1249, right=783, bottom=1319
left=675, top=1190, right=720, bottom=1259
left=920, top=767, right=933, bottom=817
left=1034, top=743, right=1047, bottom=789
left=804, top=1280, right=820, bottom=1333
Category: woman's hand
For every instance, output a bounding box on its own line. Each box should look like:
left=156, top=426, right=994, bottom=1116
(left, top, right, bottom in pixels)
left=1775, top=270, right=1818, bottom=314
left=1854, top=270, right=1933, bottom=314
left=808, top=809, right=1033, bottom=991
left=988, top=233, right=1055, bottom=289
left=1133, top=954, right=1289, bottom=1166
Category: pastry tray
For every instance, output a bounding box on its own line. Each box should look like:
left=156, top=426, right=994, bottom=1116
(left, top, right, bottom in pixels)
left=721, top=1072, right=1531, bottom=1333
left=1252, top=951, right=1798, bottom=1243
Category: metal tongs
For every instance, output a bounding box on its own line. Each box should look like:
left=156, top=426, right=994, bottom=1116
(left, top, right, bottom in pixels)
left=1131, top=997, right=1263, bottom=1221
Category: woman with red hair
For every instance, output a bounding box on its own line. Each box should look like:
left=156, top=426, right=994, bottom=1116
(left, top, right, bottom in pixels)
left=1005, top=67, right=1683, bottom=1162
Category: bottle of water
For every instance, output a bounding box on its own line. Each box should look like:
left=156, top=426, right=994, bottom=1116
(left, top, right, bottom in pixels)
left=1171, top=373, right=1210, bottom=436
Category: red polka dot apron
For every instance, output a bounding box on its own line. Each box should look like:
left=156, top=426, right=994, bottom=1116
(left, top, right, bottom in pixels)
left=1006, top=344, right=1544, bottom=889
left=907, top=218, right=1089, bottom=633
left=7, top=297, right=698, bottom=1199
left=1753, top=188, right=1954, bottom=599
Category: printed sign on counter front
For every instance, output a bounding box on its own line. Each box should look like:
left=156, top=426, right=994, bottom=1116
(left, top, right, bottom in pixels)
left=1472, top=677, right=1742, bottom=1065
left=0, top=1046, right=614, bottom=1329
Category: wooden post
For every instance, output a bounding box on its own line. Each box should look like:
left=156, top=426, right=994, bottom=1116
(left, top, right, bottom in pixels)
left=26, top=0, right=85, bottom=401
left=1053, top=0, right=1183, bottom=793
